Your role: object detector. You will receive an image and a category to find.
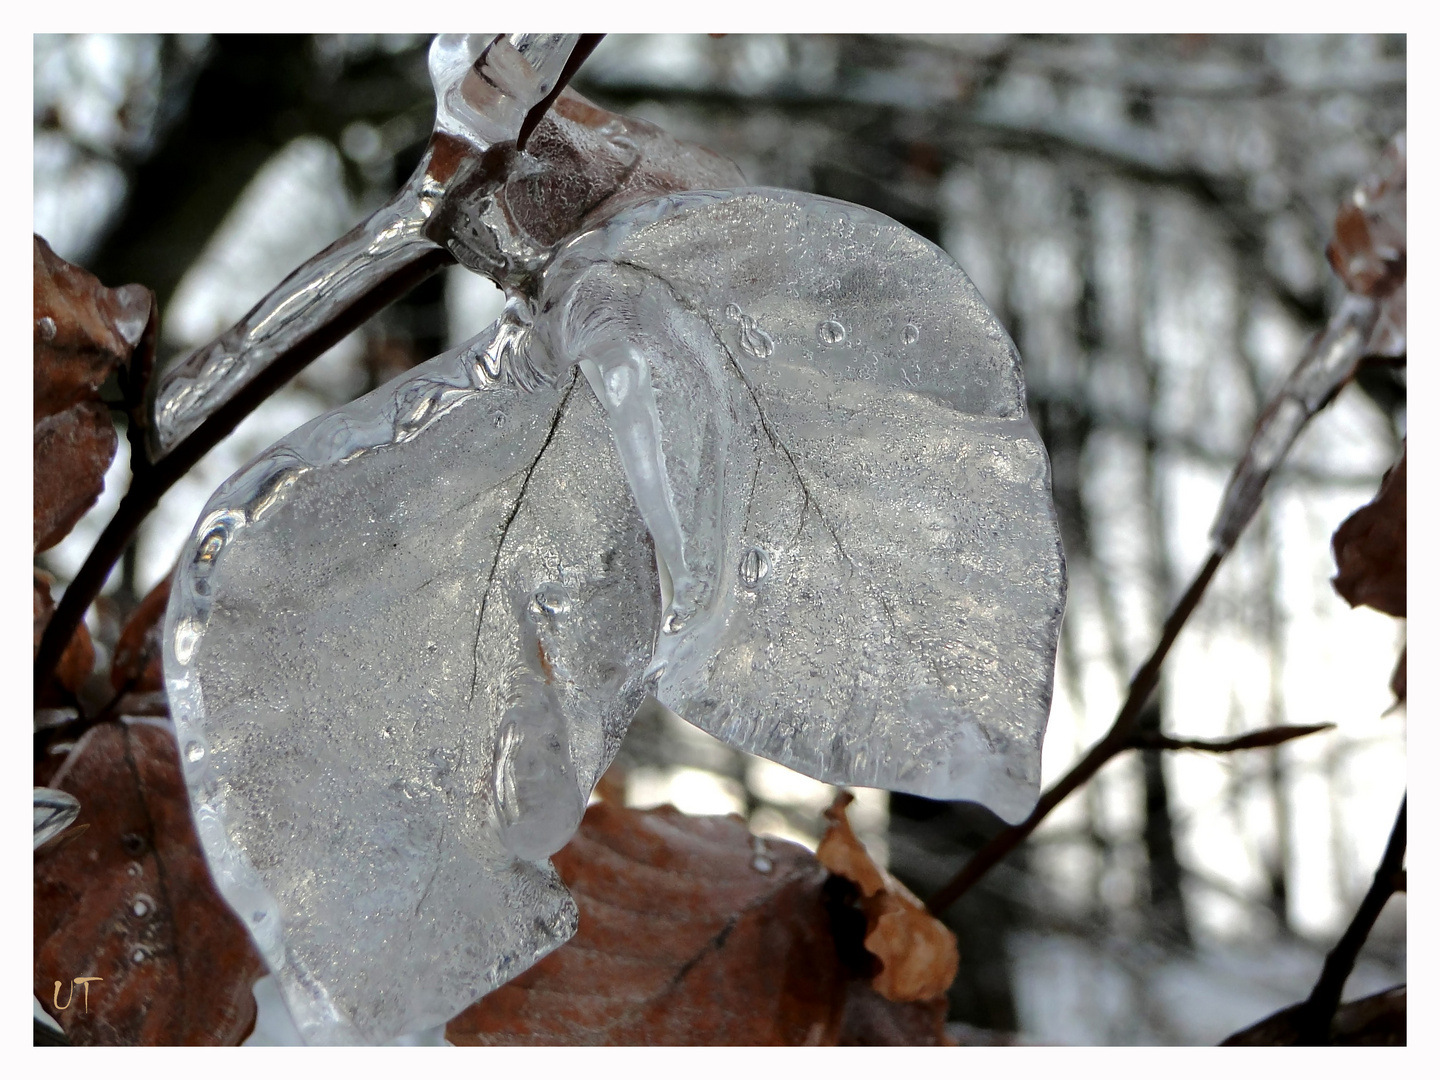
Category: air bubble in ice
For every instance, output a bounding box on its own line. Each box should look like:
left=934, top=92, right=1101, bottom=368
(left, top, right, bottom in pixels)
left=172, top=618, right=203, bottom=665
left=185, top=741, right=205, bottom=763
left=528, top=582, right=571, bottom=619
left=37, top=316, right=56, bottom=341
left=738, top=546, right=771, bottom=588
left=737, top=315, right=774, bottom=359
left=492, top=702, right=586, bottom=862
left=817, top=319, right=846, bottom=346
left=902, top=323, right=920, bottom=345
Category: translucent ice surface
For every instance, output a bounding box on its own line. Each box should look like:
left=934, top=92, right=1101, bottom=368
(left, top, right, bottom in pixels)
left=165, top=187, right=1065, bottom=1044
left=166, top=330, right=661, bottom=1043
left=541, top=189, right=1066, bottom=821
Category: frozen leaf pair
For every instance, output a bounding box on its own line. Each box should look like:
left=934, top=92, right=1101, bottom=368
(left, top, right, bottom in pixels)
left=159, top=35, right=1065, bottom=1045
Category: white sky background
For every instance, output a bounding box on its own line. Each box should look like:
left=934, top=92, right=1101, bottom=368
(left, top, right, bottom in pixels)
left=27, top=30, right=1415, bottom=1045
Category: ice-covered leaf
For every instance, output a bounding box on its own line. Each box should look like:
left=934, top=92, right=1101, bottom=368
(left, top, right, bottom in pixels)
left=1332, top=445, right=1406, bottom=618
left=165, top=183, right=1063, bottom=1043
left=165, top=334, right=660, bottom=1043
left=34, top=787, right=80, bottom=849
left=33, top=235, right=151, bottom=552
left=34, top=721, right=265, bottom=1045
left=535, top=189, right=1065, bottom=819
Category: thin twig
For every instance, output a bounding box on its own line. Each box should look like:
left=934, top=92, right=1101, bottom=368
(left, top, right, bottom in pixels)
left=1129, top=723, right=1334, bottom=754
left=1293, top=794, right=1406, bottom=1044
left=927, top=548, right=1223, bottom=915
left=516, top=35, right=606, bottom=151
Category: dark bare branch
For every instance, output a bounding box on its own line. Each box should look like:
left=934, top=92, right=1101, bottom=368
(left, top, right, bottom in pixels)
left=1130, top=723, right=1334, bottom=754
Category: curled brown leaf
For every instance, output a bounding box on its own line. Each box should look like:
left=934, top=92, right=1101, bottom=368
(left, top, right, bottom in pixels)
left=33, top=569, right=93, bottom=698
left=111, top=575, right=173, bottom=696
left=1326, top=133, right=1405, bottom=301
left=447, top=800, right=951, bottom=1045
left=817, top=792, right=959, bottom=1004
left=1332, top=446, right=1405, bottom=618
left=33, top=721, right=264, bottom=1045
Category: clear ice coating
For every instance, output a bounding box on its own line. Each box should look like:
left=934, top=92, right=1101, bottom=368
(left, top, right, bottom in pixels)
left=166, top=332, right=662, bottom=1043
left=538, top=189, right=1066, bottom=818
left=165, top=184, right=1065, bottom=1044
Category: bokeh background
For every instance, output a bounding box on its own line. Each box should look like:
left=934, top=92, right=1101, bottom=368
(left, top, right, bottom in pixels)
left=34, top=33, right=1406, bottom=1044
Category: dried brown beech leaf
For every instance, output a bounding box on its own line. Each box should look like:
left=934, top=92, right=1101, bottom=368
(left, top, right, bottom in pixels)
left=34, top=721, right=265, bottom=1045
left=33, top=235, right=152, bottom=552
left=33, top=236, right=151, bottom=419
left=496, top=89, right=744, bottom=251
left=111, top=575, right=172, bottom=695
left=34, top=569, right=93, bottom=698
left=817, top=793, right=959, bottom=1003
left=34, top=401, right=118, bottom=554
left=1333, top=446, right=1406, bottom=618
left=448, top=801, right=846, bottom=1045
left=1222, top=984, right=1405, bottom=1046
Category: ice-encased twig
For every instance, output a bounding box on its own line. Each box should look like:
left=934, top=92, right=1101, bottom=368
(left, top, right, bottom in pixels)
left=148, top=35, right=582, bottom=460
left=1208, top=291, right=1380, bottom=553
left=1210, top=131, right=1405, bottom=555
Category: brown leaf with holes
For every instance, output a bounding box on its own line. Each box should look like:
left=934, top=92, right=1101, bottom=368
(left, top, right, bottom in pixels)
left=111, top=575, right=172, bottom=696
left=1333, top=446, right=1405, bottom=618
left=34, top=569, right=93, bottom=699
left=817, top=792, right=959, bottom=1003
left=33, top=235, right=153, bottom=552
left=34, top=721, right=264, bottom=1045
left=448, top=801, right=846, bottom=1045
